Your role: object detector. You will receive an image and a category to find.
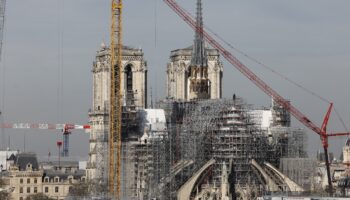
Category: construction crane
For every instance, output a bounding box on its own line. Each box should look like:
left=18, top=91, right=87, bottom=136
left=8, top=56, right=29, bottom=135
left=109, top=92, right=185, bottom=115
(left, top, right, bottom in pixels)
left=109, top=0, right=123, bottom=199
left=0, top=122, right=91, bottom=157
left=164, top=0, right=350, bottom=194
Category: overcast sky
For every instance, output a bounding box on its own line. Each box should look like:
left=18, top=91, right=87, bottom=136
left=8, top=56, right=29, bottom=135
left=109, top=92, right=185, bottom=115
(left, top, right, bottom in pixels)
left=0, top=0, right=350, bottom=161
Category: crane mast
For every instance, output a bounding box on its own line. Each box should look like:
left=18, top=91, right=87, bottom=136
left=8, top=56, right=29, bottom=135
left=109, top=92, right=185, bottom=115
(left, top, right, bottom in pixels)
left=163, top=0, right=350, bottom=193
left=109, top=0, right=123, bottom=199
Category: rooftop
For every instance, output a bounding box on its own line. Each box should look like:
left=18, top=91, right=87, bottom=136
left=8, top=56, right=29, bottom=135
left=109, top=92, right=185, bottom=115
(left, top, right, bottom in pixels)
left=15, top=152, right=39, bottom=171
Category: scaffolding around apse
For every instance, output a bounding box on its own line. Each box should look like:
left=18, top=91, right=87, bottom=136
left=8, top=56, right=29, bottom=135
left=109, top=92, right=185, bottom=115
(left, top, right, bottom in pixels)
left=160, top=98, right=306, bottom=196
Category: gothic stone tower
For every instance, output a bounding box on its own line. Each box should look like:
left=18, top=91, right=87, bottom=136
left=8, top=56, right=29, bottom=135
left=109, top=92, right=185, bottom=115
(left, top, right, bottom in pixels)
left=86, top=43, right=147, bottom=181
left=166, top=0, right=223, bottom=101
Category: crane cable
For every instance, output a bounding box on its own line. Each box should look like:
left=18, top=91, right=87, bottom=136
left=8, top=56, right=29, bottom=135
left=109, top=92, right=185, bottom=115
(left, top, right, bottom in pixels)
left=183, top=9, right=350, bottom=133
left=153, top=0, right=158, bottom=106
left=209, top=27, right=350, bottom=133
left=0, top=0, right=6, bottom=150
left=56, top=0, right=64, bottom=142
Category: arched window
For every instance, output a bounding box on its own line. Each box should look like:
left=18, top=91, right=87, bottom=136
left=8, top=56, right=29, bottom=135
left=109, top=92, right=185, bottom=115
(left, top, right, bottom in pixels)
left=125, top=64, right=133, bottom=93
left=124, top=64, right=134, bottom=106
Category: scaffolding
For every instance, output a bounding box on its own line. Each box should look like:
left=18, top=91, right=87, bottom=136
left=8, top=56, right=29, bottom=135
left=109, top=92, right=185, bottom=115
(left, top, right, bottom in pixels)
left=269, top=127, right=308, bottom=163
left=271, top=99, right=291, bottom=127
left=178, top=98, right=269, bottom=187
left=279, top=158, right=317, bottom=191
left=118, top=108, right=170, bottom=200
left=156, top=97, right=308, bottom=199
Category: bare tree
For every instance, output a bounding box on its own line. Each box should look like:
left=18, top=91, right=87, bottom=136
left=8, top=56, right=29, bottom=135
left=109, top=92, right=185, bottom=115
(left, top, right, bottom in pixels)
left=66, top=181, right=109, bottom=200
left=25, top=193, right=55, bottom=200
left=0, top=178, right=10, bottom=200
left=68, top=181, right=89, bottom=198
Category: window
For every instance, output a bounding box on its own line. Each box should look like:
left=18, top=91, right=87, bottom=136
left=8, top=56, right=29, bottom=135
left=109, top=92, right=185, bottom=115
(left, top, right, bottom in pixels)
left=44, top=177, right=49, bottom=182
left=20, top=178, right=23, bottom=184
left=55, top=177, right=59, bottom=182
left=27, top=178, right=30, bottom=184
left=27, top=187, right=30, bottom=193
left=34, top=187, right=37, bottom=193
left=68, top=177, right=73, bottom=183
left=55, top=186, right=59, bottom=193
left=19, top=197, right=23, bottom=200
left=19, top=187, right=23, bottom=193
left=44, top=187, right=49, bottom=193
left=34, top=178, right=37, bottom=184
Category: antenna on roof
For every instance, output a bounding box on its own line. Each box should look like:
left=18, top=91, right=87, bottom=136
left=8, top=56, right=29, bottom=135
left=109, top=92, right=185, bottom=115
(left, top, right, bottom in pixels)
left=150, top=87, right=153, bottom=108
left=48, top=149, right=51, bottom=162
left=8, top=135, right=10, bottom=150
left=23, top=133, right=26, bottom=153
left=57, top=141, right=62, bottom=169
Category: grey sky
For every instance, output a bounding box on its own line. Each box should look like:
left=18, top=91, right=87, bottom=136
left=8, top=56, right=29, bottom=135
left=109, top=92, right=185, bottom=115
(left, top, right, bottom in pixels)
left=0, top=0, right=350, bottom=161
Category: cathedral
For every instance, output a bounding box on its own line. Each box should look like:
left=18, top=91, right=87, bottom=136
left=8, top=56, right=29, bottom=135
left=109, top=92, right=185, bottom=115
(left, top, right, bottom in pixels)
left=86, top=0, right=224, bottom=197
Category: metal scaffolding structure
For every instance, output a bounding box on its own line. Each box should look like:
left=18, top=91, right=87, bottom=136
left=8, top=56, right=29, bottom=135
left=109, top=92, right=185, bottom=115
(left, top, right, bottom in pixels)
left=156, top=97, right=308, bottom=199
left=269, top=127, right=308, bottom=162
left=178, top=99, right=269, bottom=187
left=280, top=158, right=317, bottom=191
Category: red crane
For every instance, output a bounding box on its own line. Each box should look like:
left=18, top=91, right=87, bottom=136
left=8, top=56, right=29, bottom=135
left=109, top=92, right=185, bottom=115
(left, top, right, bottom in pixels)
left=164, top=0, right=350, bottom=193
left=0, top=122, right=91, bottom=157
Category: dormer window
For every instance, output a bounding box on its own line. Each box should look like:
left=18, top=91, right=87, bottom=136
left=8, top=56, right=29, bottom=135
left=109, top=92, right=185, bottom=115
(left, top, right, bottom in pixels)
left=26, top=163, right=33, bottom=171
left=68, top=175, right=73, bottom=183
left=44, top=177, right=49, bottom=183
left=54, top=177, right=59, bottom=183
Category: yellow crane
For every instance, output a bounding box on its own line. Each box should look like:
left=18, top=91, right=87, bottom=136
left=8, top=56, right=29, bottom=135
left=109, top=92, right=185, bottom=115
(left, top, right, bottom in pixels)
left=109, top=0, right=123, bottom=199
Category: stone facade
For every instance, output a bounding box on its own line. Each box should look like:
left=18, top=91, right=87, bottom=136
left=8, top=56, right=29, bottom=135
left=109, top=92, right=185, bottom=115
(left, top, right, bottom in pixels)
left=42, top=170, right=86, bottom=200
left=166, top=46, right=223, bottom=101
left=3, top=153, right=86, bottom=200
left=8, top=165, right=43, bottom=200
left=87, top=43, right=148, bottom=181
left=343, top=138, right=350, bottom=170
